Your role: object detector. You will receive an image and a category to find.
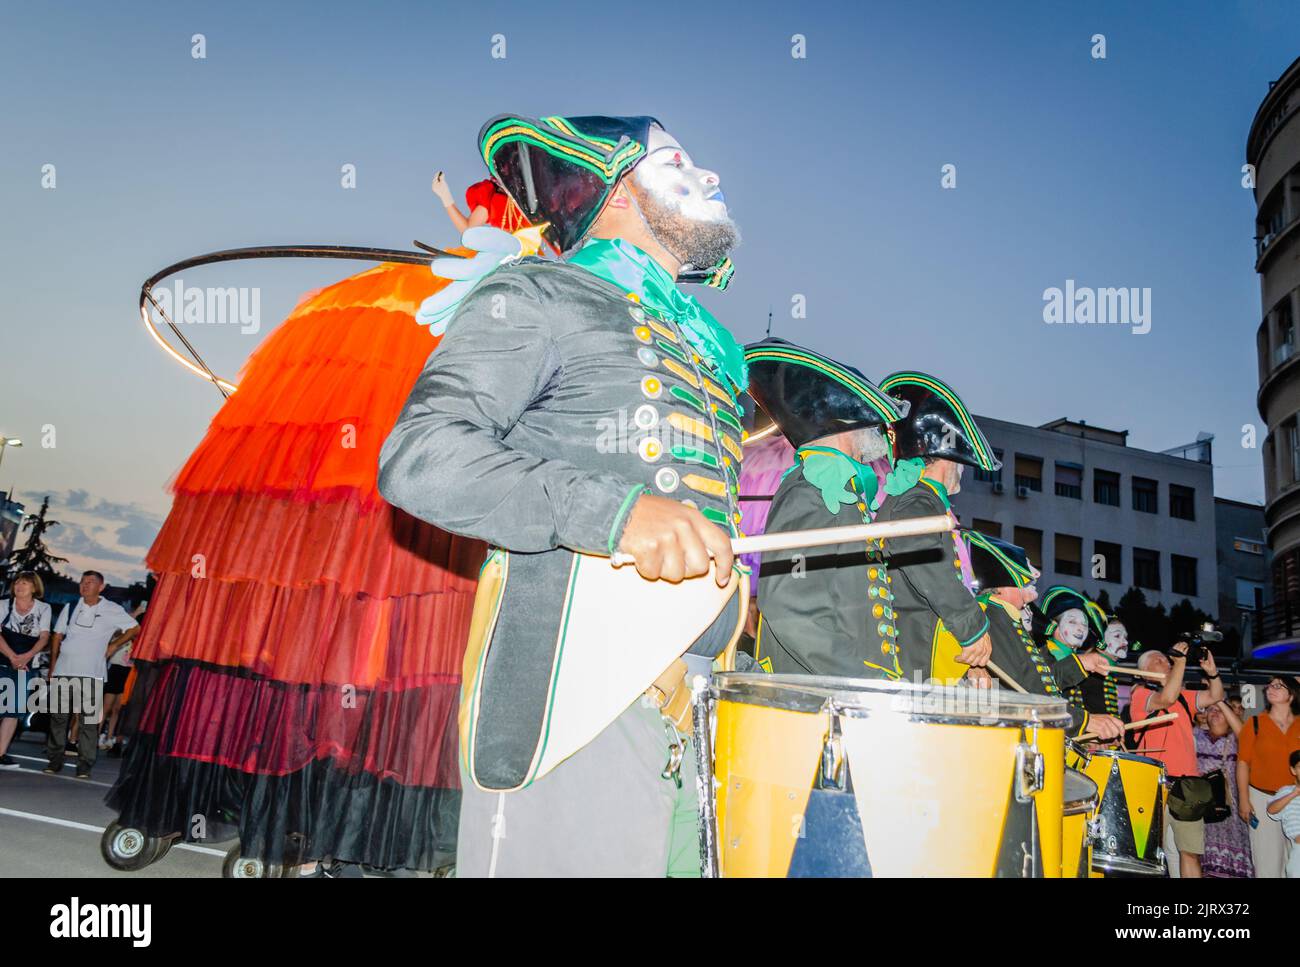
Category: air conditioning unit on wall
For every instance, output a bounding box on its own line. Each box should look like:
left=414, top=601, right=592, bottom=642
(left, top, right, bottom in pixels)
left=992, top=481, right=1004, bottom=495
left=1016, top=485, right=1029, bottom=499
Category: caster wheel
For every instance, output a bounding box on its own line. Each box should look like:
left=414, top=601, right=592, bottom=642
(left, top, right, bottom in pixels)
left=100, top=821, right=163, bottom=872
left=222, top=844, right=285, bottom=878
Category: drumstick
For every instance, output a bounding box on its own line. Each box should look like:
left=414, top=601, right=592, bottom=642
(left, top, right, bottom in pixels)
left=1105, top=666, right=1167, bottom=682
left=985, top=660, right=1027, bottom=693
left=1076, top=712, right=1178, bottom=743
left=610, top=514, right=954, bottom=566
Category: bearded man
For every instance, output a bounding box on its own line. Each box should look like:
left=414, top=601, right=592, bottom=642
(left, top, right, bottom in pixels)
left=380, top=115, right=745, bottom=876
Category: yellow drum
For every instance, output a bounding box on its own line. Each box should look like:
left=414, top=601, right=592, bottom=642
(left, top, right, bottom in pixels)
left=705, top=673, right=1072, bottom=877
left=1067, top=745, right=1167, bottom=877
left=1061, top=768, right=1099, bottom=878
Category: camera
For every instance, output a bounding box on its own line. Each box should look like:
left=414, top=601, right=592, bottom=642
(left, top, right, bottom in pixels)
left=1169, top=626, right=1223, bottom=664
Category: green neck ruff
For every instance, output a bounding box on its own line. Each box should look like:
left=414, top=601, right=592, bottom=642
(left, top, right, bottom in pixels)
left=782, top=447, right=926, bottom=516
left=567, top=237, right=747, bottom=393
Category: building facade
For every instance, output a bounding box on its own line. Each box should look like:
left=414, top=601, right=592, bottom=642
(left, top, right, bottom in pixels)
left=0, top=494, right=23, bottom=562
left=954, top=416, right=1218, bottom=616
left=1249, top=56, right=1300, bottom=606
left=1213, top=497, right=1272, bottom=638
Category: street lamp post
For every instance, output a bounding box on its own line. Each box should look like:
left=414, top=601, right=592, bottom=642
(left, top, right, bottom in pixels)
left=0, top=437, right=23, bottom=480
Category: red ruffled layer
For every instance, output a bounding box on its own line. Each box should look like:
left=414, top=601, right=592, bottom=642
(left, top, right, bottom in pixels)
left=148, top=490, right=483, bottom=596
left=134, top=568, right=476, bottom=689
left=133, top=660, right=460, bottom=786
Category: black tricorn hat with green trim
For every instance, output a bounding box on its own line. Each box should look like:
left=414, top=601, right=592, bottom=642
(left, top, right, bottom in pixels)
left=964, top=530, right=1036, bottom=593
left=878, top=371, right=1001, bottom=471
left=479, top=114, right=657, bottom=254
left=743, top=338, right=908, bottom=448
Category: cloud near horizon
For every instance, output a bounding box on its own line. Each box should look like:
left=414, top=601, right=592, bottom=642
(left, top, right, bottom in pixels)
left=10, top=490, right=165, bottom=588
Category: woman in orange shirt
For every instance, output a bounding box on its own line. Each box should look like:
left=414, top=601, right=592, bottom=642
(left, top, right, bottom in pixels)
left=1237, top=677, right=1300, bottom=878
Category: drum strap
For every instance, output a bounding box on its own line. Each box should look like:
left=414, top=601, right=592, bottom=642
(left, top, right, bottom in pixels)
left=645, top=659, right=693, bottom=735
left=643, top=633, right=742, bottom=737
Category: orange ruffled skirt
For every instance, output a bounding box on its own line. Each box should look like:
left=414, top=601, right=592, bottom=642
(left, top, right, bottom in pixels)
left=108, top=261, right=484, bottom=869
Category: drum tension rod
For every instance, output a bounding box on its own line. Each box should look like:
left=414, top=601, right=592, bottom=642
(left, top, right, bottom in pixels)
left=820, top=709, right=846, bottom=792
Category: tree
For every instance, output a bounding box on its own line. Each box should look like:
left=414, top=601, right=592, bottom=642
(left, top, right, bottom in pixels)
left=5, top=496, right=69, bottom=581
left=1113, top=586, right=1217, bottom=656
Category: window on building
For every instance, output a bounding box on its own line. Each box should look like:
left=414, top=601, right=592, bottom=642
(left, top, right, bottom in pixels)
left=974, top=449, right=1004, bottom=484
left=1014, top=454, right=1043, bottom=493
left=1276, top=299, right=1296, bottom=368
left=1132, top=476, right=1158, bottom=514
left=1013, top=527, right=1043, bottom=570
left=1290, top=419, right=1300, bottom=484
left=1133, top=547, right=1161, bottom=590
left=1093, top=469, right=1120, bottom=507
left=1233, top=536, right=1265, bottom=555
left=1171, top=554, right=1198, bottom=597
left=1093, top=540, right=1122, bottom=583
left=971, top=518, right=1002, bottom=537
left=1054, top=533, right=1082, bottom=576
left=1235, top=578, right=1265, bottom=611
left=1169, top=484, right=1195, bottom=521
left=1054, top=463, right=1082, bottom=499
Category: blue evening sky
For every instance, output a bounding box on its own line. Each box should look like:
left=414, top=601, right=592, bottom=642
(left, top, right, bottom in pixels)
left=1, top=0, right=1294, bottom=583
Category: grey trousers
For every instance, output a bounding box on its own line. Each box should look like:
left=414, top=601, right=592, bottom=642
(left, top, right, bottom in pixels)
left=45, top=676, right=101, bottom=770
left=455, top=700, right=700, bottom=877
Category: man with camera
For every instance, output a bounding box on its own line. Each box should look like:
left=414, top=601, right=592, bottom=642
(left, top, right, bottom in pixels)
left=1130, top=638, right=1225, bottom=878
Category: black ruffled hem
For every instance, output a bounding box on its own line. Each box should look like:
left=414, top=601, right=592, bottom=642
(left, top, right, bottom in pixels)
left=106, top=732, right=460, bottom=870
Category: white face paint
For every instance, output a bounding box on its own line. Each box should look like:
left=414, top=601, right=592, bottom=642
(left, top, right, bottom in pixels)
left=1020, top=606, right=1034, bottom=633
left=632, top=126, right=729, bottom=224
left=1103, top=622, right=1128, bottom=659
left=1054, top=608, right=1089, bottom=649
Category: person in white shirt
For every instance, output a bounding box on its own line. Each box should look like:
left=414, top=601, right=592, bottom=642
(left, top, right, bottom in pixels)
left=0, top=571, right=53, bottom=768
left=44, top=571, right=139, bottom=778
left=1267, top=751, right=1300, bottom=878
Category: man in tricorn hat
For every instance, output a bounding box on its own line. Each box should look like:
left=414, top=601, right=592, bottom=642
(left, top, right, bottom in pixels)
left=870, top=372, right=998, bottom=683
left=744, top=338, right=912, bottom=677
left=380, top=115, right=744, bottom=876
left=963, top=532, right=1122, bottom=740
left=1037, top=585, right=1118, bottom=721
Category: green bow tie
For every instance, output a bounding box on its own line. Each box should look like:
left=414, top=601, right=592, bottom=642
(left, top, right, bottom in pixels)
left=568, top=238, right=748, bottom=393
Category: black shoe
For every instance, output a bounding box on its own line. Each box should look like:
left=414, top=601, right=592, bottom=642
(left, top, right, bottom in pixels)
left=43, top=762, right=62, bottom=774
left=303, top=860, right=363, bottom=879
left=0, top=755, right=21, bottom=770
left=359, top=864, right=419, bottom=878
left=74, top=767, right=91, bottom=780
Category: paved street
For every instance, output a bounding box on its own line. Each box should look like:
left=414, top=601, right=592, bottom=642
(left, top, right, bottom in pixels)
left=0, top=732, right=222, bottom=878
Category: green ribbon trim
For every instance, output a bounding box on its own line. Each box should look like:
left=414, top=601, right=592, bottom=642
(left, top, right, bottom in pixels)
left=607, top=484, right=648, bottom=554
left=567, top=238, right=748, bottom=393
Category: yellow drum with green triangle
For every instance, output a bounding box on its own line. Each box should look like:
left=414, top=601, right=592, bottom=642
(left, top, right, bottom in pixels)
left=708, top=673, right=1073, bottom=877
left=1067, top=745, right=1167, bottom=877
